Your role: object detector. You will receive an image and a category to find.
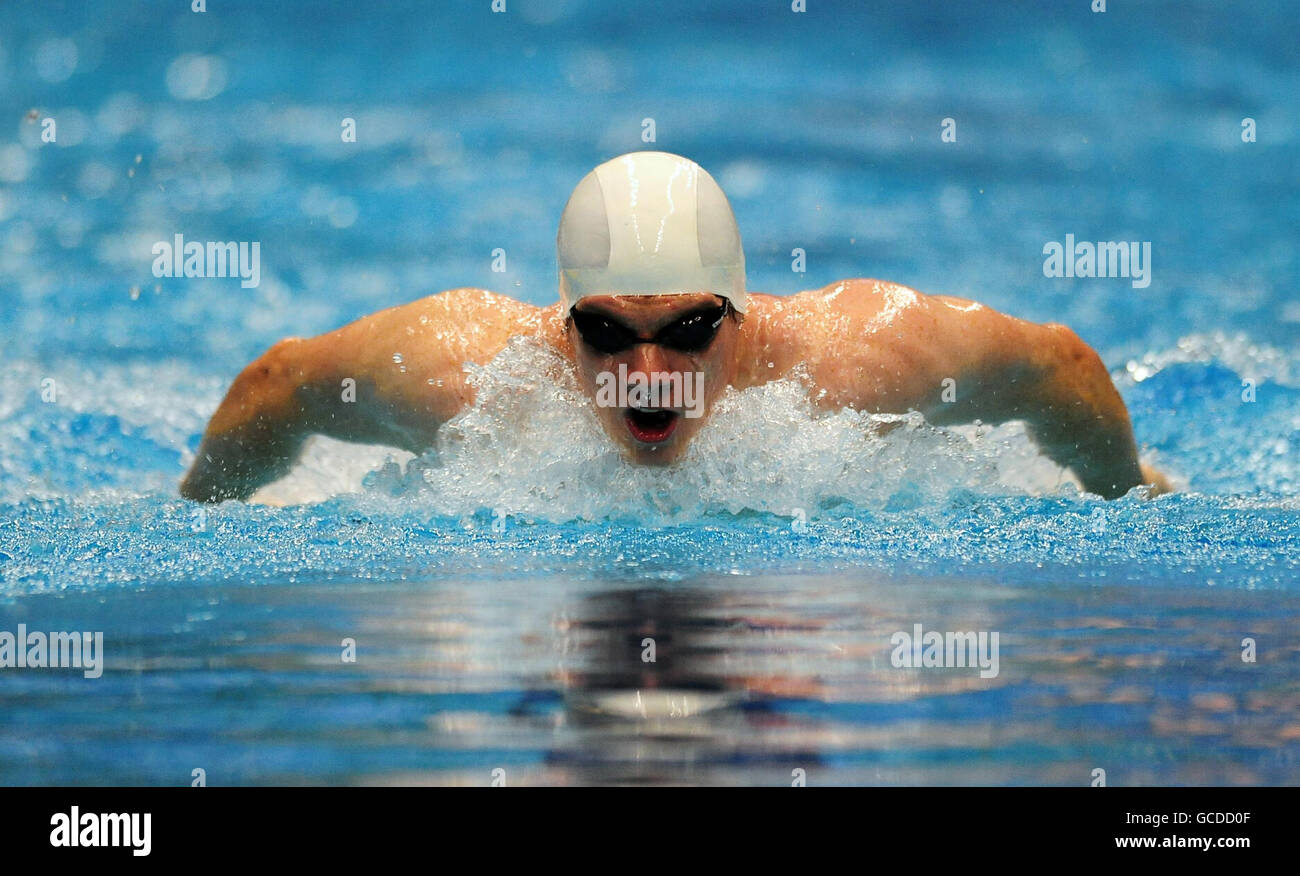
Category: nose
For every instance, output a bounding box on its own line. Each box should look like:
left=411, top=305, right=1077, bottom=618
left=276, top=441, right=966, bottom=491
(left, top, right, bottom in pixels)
left=627, top=342, right=673, bottom=374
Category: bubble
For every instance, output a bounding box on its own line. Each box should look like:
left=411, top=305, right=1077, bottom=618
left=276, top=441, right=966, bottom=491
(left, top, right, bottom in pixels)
left=165, top=54, right=228, bottom=101
left=300, top=185, right=333, bottom=218
left=721, top=161, right=767, bottom=199
left=77, top=162, right=117, bottom=199
left=0, top=144, right=31, bottom=183
left=423, top=130, right=464, bottom=168
left=34, top=37, right=78, bottom=83
left=47, top=108, right=89, bottom=148
left=97, top=92, right=146, bottom=137
left=564, top=49, right=616, bottom=94
left=328, top=197, right=358, bottom=229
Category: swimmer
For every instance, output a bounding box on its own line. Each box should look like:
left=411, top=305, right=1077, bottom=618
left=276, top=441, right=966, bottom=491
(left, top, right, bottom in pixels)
left=181, top=151, right=1170, bottom=502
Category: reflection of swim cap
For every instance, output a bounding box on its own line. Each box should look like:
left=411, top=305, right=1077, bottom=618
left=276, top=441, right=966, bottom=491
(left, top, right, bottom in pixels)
left=557, top=151, right=746, bottom=313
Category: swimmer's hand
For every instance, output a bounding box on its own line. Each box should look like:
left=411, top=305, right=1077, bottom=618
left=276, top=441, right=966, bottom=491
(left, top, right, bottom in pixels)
left=1016, top=324, right=1168, bottom=499
left=1139, top=463, right=1174, bottom=497
left=181, top=339, right=312, bottom=502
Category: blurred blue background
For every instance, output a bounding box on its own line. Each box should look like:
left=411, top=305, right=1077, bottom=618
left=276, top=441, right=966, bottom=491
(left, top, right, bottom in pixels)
left=2, top=0, right=1296, bottom=369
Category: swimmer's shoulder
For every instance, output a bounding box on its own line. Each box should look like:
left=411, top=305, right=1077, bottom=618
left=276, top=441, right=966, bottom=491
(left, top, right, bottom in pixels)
left=809, top=277, right=926, bottom=307
left=739, top=279, right=935, bottom=374
left=342, top=288, right=563, bottom=356
left=406, top=287, right=559, bottom=333
left=416, top=286, right=542, bottom=318
left=746, top=278, right=926, bottom=321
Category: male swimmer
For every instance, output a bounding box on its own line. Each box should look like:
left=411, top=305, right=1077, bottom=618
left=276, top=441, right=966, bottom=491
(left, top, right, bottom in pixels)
left=181, top=151, right=1168, bottom=502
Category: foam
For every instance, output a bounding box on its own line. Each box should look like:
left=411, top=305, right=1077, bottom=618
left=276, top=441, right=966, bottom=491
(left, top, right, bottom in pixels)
left=259, top=335, right=1076, bottom=519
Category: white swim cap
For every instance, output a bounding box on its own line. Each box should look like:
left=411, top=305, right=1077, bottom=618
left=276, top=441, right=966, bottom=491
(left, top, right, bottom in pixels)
left=557, top=151, right=746, bottom=313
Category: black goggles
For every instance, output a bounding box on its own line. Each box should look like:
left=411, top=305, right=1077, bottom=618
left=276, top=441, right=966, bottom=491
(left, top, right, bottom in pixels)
left=569, top=301, right=731, bottom=355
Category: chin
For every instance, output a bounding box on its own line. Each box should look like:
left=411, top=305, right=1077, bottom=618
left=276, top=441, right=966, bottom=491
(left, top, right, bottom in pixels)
left=624, top=442, right=684, bottom=465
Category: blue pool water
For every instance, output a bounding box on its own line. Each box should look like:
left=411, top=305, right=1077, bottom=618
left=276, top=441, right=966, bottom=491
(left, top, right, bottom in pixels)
left=1, top=0, right=1297, bottom=785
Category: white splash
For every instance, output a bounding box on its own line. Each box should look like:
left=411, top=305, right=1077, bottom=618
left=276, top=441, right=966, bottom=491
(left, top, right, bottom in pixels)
left=259, top=335, right=1076, bottom=518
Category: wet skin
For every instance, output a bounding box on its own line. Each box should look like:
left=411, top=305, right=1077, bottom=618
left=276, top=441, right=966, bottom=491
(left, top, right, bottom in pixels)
left=180, top=279, right=1170, bottom=502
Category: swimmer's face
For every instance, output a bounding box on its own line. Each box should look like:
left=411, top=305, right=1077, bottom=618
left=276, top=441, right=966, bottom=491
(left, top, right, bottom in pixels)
left=567, top=293, right=741, bottom=464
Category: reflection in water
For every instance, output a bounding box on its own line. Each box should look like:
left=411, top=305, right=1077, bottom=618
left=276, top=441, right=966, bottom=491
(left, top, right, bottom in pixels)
left=549, top=587, right=785, bottom=785
left=406, top=573, right=1297, bottom=787
left=534, top=578, right=1012, bottom=785
left=2, top=572, right=1298, bottom=786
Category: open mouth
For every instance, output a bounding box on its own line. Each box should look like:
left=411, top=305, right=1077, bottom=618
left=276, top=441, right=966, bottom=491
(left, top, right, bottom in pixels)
left=624, top=407, right=680, bottom=444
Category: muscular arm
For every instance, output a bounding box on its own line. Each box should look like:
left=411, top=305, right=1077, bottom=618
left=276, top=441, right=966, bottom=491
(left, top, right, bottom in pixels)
left=776, top=280, right=1164, bottom=498
left=180, top=288, right=544, bottom=502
